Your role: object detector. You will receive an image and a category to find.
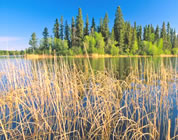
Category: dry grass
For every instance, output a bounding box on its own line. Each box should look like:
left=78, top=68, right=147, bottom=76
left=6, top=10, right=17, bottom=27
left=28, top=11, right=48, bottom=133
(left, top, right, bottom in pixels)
left=24, top=54, right=178, bottom=60
left=0, top=57, right=177, bottom=140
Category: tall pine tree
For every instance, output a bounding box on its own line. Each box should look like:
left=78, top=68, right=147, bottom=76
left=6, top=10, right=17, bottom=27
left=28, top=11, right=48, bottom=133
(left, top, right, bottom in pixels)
left=155, top=25, right=160, bottom=41
left=71, top=17, right=76, bottom=47
left=42, top=27, right=49, bottom=50
left=53, top=19, right=60, bottom=39
left=91, top=17, right=96, bottom=34
left=29, top=32, right=38, bottom=50
left=114, top=6, right=125, bottom=53
left=60, top=16, right=64, bottom=40
left=84, top=14, right=89, bottom=36
left=76, top=8, right=84, bottom=47
left=102, top=13, right=109, bottom=43
left=65, top=21, right=70, bottom=47
left=161, top=22, right=167, bottom=40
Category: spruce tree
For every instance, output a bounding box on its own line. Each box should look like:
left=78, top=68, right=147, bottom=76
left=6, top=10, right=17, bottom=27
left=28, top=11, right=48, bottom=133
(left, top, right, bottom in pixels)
left=60, top=16, right=64, bottom=40
left=42, top=27, right=49, bottom=50
left=130, top=25, right=137, bottom=54
left=167, top=22, right=171, bottom=41
left=155, top=25, right=160, bottom=41
left=143, top=26, right=148, bottom=41
left=151, top=24, right=154, bottom=33
left=65, top=21, right=70, bottom=47
left=137, top=25, right=142, bottom=42
left=98, top=18, right=103, bottom=33
left=76, top=8, right=84, bottom=47
left=161, top=22, right=169, bottom=50
left=53, top=19, right=60, bottom=39
left=166, top=22, right=172, bottom=49
left=124, top=22, right=132, bottom=53
left=114, top=6, right=125, bottom=53
left=84, top=14, right=89, bottom=36
left=71, top=17, right=76, bottom=47
left=102, top=13, right=109, bottom=43
left=147, top=25, right=152, bottom=41
left=29, top=32, right=38, bottom=50
left=91, top=17, right=96, bottom=34
left=173, top=29, right=177, bottom=48
left=161, top=22, right=167, bottom=40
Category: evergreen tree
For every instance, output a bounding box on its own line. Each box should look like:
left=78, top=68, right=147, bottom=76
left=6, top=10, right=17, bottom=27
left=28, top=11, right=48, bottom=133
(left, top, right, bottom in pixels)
left=151, top=24, right=154, bottom=33
left=53, top=19, right=60, bottom=39
left=102, top=13, right=109, bottom=43
left=42, top=27, right=49, bottom=50
left=130, top=25, right=138, bottom=54
left=143, top=26, right=148, bottom=41
left=91, top=17, right=96, bottom=34
left=147, top=25, right=152, bottom=41
left=170, top=28, right=174, bottom=46
left=155, top=25, right=160, bottom=41
left=98, top=18, right=103, bottom=33
left=137, top=26, right=142, bottom=42
left=167, top=22, right=171, bottom=41
left=60, top=16, right=64, bottom=40
left=161, top=22, right=167, bottom=40
left=124, top=22, right=132, bottom=53
left=65, top=21, right=70, bottom=47
left=114, top=6, right=125, bottom=53
left=71, top=17, right=76, bottom=47
left=29, top=32, right=38, bottom=50
left=173, top=29, right=177, bottom=48
left=84, top=14, right=89, bottom=36
left=167, top=22, right=172, bottom=49
left=76, top=8, right=84, bottom=47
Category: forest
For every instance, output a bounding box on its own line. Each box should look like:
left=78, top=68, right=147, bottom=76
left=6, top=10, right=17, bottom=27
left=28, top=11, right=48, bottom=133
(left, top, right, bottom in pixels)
left=26, top=6, right=178, bottom=56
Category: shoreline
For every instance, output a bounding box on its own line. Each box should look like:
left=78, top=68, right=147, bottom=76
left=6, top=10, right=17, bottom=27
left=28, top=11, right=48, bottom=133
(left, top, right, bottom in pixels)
left=23, top=54, right=178, bottom=59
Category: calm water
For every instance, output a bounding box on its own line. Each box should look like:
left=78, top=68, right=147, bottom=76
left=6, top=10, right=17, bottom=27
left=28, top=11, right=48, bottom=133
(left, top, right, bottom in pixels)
left=0, top=56, right=177, bottom=139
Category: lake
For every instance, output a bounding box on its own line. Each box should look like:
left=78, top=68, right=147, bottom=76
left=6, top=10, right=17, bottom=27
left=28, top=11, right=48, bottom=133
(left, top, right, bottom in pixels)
left=0, top=56, right=177, bottom=140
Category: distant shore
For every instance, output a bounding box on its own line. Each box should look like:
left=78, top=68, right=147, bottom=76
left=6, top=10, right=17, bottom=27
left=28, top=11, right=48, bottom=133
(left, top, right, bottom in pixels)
left=24, top=54, right=178, bottom=59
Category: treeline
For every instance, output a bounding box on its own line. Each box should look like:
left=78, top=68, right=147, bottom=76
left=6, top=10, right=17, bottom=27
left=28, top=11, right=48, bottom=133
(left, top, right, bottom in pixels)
left=27, top=6, right=178, bottom=56
left=0, top=50, right=25, bottom=55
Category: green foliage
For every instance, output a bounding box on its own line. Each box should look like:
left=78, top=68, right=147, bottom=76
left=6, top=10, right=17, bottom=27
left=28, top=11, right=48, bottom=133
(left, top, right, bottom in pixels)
left=52, top=38, right=68, bottom=55
left=84, top=32, right=105, bottom=54
left=95, top=32, right=105, bottom=54
left=172, top=48, right=178, bottom=54
left=71, top=17, right=76, bottom=47
left=110, top=43, right=119, bottom=56
left=42, top=27, right=49, bottom=50
left=71, top=47, right=83, bottom=55
left=27, top=7, right=177, bottom=56
left=84, top=14, right=89, bottom=36
left=114, top=6, right=125, bottom=53
left=91, top=17, right=96, bottom=34
left=53, top=19, right=60, bottom=39
left=130, top=41, right=138, bottom=55
left=64, top=21, right=70, bottom=47
left=60, top=16, right=64, bottom=40
left=101, top=13, right=109, bottom=43
left=76, top=8, right=84, bottom=47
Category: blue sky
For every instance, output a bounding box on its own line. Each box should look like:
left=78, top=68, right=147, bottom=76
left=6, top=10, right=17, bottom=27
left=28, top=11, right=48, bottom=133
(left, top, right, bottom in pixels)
left=0, top=0, right=178, bottom=50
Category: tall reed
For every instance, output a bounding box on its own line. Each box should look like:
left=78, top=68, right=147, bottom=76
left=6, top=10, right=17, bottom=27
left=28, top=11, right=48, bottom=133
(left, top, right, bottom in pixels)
left=0, top=57, right=177, bottom=140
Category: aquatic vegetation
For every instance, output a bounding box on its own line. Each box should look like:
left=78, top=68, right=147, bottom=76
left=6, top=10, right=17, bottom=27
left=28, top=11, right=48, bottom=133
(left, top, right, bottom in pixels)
left=0, top=57, right=177, bottom=140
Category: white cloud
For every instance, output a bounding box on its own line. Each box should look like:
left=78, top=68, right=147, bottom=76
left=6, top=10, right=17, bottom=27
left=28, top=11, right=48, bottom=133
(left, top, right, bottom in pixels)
left=0, top=36, right=23, bottom=42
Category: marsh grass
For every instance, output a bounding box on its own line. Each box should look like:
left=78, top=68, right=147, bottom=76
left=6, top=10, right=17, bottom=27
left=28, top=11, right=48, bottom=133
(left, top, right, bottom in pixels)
left=0, top=56, right=177, bottom=140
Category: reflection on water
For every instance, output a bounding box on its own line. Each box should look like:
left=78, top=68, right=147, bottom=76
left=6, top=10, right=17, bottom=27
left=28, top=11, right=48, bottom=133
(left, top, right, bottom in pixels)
left=0, top=56, right=177, bottom=139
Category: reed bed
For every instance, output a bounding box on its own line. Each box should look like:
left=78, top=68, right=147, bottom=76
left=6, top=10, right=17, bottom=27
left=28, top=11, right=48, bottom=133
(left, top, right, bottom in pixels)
left=0, top=57, right=177, bottom=140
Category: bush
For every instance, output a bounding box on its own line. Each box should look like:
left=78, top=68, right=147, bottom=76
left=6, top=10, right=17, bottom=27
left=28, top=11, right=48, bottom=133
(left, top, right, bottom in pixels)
left=110, top=44, right=119, bottom=56
left=172, top=48, right=178, bottom=55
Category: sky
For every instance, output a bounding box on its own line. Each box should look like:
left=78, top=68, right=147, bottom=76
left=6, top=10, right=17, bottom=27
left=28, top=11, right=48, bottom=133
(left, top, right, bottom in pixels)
left=0, top=0, right=178, bottom=50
